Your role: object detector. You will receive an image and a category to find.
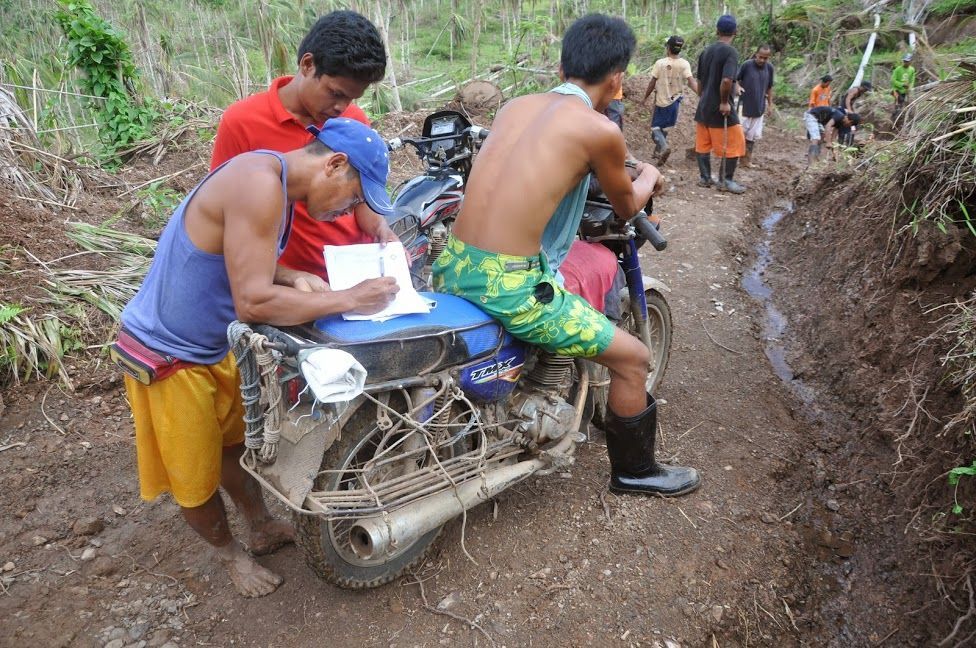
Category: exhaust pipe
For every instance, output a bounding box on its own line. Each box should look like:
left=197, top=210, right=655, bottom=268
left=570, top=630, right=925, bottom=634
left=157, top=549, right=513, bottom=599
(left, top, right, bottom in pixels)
left=350, top=368, right=587, bottom=561
left=349, top=455, right=548, bottom=560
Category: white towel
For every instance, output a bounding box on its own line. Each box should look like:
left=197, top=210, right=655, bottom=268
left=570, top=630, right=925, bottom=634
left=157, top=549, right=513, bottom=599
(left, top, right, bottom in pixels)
left=299, top=349, right=367, bottom=403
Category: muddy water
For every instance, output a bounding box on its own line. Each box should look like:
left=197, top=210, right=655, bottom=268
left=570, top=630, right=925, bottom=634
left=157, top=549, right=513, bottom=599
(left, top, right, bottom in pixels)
left=742, top=205, right=817, bottom=406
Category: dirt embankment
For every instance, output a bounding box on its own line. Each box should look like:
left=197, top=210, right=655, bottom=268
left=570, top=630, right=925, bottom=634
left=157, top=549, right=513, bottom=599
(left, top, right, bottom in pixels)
left=764, top=168, right=976, bottom=645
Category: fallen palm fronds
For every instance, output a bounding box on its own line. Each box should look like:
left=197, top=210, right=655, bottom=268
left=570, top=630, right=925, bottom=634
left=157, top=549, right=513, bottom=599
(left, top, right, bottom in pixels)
left=861, top=56, right=976, bottom=234
left=0, top=222, right=155, bottom=387
left=0, top=84, right=103, bottom=208
left=932, top=294, right=976, bottom=436
left=0, top=303, right=76, bottom=388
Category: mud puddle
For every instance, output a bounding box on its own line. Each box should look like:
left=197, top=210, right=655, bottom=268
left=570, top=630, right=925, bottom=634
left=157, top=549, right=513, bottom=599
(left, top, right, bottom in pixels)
left=742, top=204, right=817, bottom=406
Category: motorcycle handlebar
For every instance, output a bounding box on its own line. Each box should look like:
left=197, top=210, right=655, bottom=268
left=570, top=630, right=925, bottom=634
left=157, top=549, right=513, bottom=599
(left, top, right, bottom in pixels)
left=632, top=211, right=667, bottom=251
left=386, top=126, right=488, bottom=153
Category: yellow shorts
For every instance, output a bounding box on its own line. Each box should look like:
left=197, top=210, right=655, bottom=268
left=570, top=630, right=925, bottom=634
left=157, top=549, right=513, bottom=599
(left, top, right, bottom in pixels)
left=124, top=353, right=245, bottom=508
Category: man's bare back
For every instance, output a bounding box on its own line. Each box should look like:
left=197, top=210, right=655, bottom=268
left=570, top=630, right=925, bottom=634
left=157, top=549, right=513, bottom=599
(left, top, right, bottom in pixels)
left=452, top=92, right=654, bottom=256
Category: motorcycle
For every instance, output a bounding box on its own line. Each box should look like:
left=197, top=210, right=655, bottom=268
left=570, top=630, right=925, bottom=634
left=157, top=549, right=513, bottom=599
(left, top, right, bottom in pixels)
left=226, top=116, right=675, bottom=590
left=387, top=109, right=672, bottom=393
left=385, top=110, right=487, bottom=286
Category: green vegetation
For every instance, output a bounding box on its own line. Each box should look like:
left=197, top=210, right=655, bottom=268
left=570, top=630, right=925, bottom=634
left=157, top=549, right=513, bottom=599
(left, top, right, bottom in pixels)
left=929, top=0, right=976, bottom=18
left=950, top=460, right=976, bottom=515
left=54, top=0, right=156, bottom=155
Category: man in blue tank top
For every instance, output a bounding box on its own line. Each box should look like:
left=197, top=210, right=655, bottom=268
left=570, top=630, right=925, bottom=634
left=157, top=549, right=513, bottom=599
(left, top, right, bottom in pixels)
left=119, top=118, right=399, bottom=597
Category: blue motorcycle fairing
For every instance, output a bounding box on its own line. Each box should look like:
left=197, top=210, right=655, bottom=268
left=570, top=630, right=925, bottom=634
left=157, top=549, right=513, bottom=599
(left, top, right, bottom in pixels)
left=287, top=293, right=510, bottom=384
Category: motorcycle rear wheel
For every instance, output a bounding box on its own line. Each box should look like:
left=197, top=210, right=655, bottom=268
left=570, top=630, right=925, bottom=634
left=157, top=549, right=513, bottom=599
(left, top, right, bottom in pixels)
left=296, top=397, right=447, bottom=589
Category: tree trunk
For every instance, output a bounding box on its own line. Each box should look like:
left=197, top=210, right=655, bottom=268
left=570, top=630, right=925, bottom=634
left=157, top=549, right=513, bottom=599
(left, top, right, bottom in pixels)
left=694, top=0, right=703, bottom=26
left=374, top=1, right=402, bottom=111
left=470, top=0, right=483, bottom=77
left=450, top=0, right=459, bottom=63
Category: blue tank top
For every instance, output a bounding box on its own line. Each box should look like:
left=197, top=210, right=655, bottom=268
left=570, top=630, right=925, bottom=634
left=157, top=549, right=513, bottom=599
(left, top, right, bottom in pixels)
left=541, top=82, right=593, bottom=274
left=121, top=150, right=294, bottom=364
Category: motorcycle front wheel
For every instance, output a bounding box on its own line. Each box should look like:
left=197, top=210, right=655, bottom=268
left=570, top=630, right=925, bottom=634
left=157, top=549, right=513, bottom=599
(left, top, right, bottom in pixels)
left=296, top=397, right=447, bottom=589
left=627, top=289, right=672, bottom=394
left=588, top=288, right=673, bottom=429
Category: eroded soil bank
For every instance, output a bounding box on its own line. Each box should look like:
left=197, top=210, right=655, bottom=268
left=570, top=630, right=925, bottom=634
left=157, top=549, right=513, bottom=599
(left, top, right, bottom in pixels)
left=762, top=169, right=976, bottom=646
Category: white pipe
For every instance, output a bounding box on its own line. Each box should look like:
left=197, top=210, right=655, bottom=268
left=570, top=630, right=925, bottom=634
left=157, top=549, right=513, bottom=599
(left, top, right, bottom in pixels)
left=851, top=12, right=881, bottom=90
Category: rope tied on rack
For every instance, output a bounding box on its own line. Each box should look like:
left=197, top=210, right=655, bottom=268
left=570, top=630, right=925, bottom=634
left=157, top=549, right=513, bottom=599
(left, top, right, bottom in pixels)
left=227, top=321, right=284, bottom=464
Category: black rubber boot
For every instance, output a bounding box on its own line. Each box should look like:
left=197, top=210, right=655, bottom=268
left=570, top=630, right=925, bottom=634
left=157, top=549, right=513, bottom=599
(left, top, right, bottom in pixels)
left=696, top=153, right=712, bottom=187
left=718, top=157, right=746, bottom=194
left=743, top=140, right=754, bottom=167
left=604, top=395, right=701, bottom=497
left=652, top=127, right=671, bottom=164
left=807, top=143, right=821, bottom=164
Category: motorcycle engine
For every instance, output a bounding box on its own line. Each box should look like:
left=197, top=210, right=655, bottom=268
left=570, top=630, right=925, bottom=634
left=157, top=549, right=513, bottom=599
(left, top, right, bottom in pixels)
left=508, top=353, right=577, bottom=444
left=428, top=222, right=449, bottom=264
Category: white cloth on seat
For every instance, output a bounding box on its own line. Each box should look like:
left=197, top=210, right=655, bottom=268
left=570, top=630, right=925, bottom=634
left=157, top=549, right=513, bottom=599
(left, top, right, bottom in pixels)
left=299, top=348, right=367, bottom=403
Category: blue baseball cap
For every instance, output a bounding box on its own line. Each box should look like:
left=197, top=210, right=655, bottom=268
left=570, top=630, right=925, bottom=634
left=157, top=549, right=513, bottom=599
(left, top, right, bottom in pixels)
left=717, top=14, right=737, bottom=35
left=306, top=118, right=393, bottom=217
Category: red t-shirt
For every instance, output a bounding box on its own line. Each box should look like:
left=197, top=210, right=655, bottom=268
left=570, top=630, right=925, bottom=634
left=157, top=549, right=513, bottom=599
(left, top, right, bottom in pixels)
left=210, top=76, right=372, bottom=279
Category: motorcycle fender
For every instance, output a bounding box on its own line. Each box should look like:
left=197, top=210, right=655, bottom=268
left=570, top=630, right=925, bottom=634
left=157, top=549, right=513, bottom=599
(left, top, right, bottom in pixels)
left=642, top=275, right=671, bottom=294
left=255, top=396, right=363, bottom=508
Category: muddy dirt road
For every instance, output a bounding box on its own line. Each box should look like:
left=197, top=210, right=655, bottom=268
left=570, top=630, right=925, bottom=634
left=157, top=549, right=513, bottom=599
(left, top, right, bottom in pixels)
left=1, top=111, right=864, bottom=647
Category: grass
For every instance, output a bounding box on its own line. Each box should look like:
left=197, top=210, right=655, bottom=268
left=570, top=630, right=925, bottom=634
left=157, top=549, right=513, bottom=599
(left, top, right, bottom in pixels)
left=0, top=222, right=155, bottom=386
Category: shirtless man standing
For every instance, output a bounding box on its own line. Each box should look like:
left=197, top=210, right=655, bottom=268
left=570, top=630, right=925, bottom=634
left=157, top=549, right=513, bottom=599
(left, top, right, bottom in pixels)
left=433, top=14, right=700, bottom=497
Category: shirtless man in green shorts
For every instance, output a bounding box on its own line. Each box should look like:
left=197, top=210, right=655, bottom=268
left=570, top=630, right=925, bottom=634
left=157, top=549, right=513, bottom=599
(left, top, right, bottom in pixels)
left=433, top=14, right=700, bottom=497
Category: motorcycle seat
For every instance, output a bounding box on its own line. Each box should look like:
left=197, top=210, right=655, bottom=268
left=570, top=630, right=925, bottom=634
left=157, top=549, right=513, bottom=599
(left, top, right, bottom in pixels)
left=287, top=292, right=509, bottom=384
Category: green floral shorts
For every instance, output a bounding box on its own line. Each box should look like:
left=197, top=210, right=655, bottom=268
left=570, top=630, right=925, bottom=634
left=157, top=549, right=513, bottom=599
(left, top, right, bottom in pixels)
left=432, top=235, right=616, bottom=358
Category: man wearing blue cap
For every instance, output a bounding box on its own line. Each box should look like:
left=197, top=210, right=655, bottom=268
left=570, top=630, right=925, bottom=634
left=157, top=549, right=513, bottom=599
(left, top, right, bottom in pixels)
left=694, top=14, right=747, bottom=193
left=116, top=118, right=399, bottom=598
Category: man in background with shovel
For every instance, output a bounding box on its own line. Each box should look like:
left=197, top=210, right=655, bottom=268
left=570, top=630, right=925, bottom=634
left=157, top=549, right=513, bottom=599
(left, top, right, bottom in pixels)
left=693, top=15, right=746, bottom=194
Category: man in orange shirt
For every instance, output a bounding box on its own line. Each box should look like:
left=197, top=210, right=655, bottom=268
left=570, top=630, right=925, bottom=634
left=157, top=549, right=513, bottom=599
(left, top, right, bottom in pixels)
left=808, top=74, right=832, bottom=108
left=211, top=11, right=399, bottom=284
left=604, top=85, right=625, bottom=130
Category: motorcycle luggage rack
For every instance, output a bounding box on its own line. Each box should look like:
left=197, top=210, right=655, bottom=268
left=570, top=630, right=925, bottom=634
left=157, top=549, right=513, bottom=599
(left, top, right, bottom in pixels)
left=305, top=439, right=524, bottom=519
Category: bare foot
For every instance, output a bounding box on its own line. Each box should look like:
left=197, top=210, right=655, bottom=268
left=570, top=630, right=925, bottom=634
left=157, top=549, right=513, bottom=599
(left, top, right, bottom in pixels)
left=248, top=518, right=296, bottom=556
left=217, top=543, right=283, bottom=598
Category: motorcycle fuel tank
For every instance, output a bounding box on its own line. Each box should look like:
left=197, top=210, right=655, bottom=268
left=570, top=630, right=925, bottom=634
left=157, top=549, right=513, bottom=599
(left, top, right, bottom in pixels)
left=458, top=343, right=526, bottom=403
left=393, top=171, right=464, bottom=228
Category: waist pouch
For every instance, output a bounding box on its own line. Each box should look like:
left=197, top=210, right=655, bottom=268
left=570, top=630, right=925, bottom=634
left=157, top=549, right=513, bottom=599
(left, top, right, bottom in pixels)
left=109, top=328, right=191, bottom=385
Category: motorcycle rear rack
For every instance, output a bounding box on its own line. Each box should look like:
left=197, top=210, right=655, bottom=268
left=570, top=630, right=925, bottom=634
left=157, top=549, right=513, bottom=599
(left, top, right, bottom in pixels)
left=305, top=438, right=525, bottom=519
left=241, top=433, right=530, bottom=521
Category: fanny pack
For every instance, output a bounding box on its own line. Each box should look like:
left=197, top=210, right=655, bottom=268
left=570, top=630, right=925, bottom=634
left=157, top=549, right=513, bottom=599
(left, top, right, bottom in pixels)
left=109, top=327, right=191, bottom=385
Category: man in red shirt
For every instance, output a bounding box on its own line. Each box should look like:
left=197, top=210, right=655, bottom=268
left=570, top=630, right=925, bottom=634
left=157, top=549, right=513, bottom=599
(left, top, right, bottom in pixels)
left=211, top=11, right=399, bottom=284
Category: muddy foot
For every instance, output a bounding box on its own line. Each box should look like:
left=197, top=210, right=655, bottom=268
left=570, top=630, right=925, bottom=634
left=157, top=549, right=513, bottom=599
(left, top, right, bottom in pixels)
left=220, top=545, right=283, bottom=598
left=248, top=518, right=296, bottom=556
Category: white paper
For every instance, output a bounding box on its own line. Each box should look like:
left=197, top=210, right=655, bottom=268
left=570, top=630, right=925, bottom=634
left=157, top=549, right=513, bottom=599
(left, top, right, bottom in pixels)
left=323, top=242, right=431, bottom=321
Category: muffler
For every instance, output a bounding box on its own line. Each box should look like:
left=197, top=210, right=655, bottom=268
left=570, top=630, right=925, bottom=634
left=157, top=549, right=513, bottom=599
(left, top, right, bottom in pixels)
left=349, top=367, right=587, bottom=561
left=349, top=455, right=549, bottom=560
